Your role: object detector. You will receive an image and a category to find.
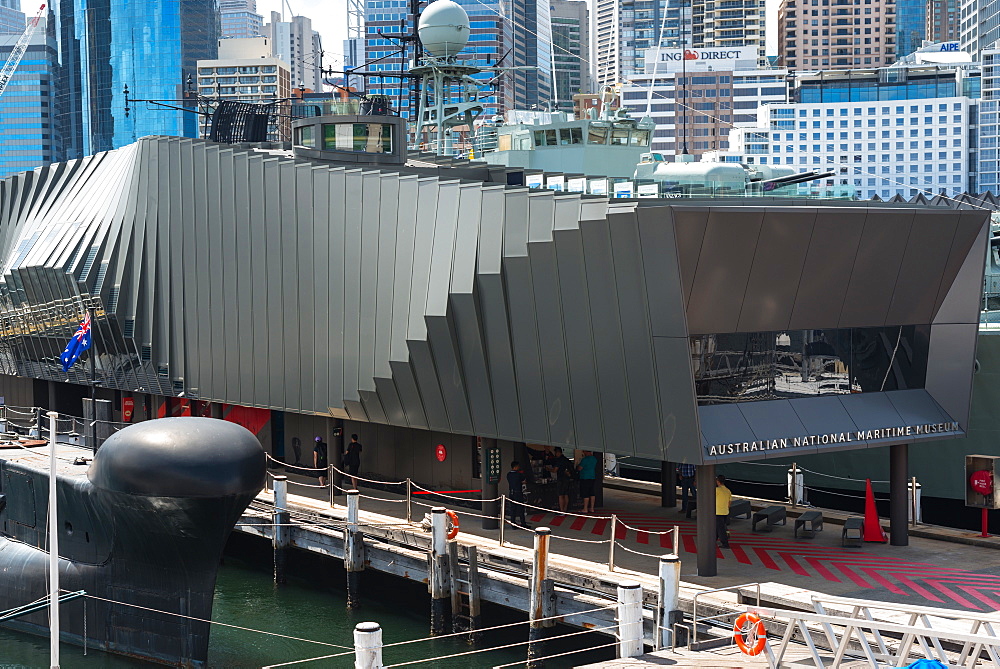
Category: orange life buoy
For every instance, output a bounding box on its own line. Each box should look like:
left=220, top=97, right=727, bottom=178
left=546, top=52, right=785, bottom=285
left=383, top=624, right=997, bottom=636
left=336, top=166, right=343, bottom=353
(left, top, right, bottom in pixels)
left=733, top=612, right=767, bottom=656
left=446, top=510, right=460, bottom=540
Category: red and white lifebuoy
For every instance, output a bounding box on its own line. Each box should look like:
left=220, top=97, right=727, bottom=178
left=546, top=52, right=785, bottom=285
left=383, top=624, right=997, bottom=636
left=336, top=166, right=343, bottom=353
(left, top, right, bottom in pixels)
left=733, top=612, right=767, bottom=656
left=446, top=510, right=460, bottom=540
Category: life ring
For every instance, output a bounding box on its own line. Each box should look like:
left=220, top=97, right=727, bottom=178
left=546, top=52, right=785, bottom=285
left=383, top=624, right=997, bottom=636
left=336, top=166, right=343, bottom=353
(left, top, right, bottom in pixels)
left=446, top=510, right=460, bottom=540
left=733, top=612, right=767, bottom=656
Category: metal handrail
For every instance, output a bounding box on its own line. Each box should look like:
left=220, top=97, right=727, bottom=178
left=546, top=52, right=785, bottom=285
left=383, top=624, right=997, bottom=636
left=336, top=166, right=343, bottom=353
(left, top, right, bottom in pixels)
left=689, top=583, right=762, bottom=648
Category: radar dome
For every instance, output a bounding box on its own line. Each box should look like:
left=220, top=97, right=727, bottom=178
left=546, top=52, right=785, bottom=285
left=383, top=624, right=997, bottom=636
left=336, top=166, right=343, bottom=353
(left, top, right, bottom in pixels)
left=418, top=0, right=471, bottom=58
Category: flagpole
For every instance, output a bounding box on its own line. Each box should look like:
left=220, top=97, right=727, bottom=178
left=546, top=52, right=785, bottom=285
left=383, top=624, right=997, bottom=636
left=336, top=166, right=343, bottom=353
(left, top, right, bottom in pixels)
left=89, top=344, right=96, bottom=455
left=48, top=410, right=60, bottom=669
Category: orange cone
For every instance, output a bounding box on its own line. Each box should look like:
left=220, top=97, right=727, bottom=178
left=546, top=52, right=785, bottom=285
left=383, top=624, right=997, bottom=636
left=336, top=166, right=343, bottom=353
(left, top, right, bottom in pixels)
left=863, top=478, right=888, bottom=542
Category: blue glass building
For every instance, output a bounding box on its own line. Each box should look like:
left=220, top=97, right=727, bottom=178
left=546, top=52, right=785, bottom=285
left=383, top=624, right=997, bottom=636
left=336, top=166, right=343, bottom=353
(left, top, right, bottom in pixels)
left=0, top=0, right=25, bottom=34
left=51, top=0, right=219, bottom=156
left=896, top=0, right=927, bottom=61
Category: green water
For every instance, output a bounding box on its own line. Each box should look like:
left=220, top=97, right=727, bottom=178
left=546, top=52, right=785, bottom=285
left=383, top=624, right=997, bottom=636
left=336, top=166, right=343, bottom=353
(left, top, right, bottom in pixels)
left=0, top=536, right=616, bottom=668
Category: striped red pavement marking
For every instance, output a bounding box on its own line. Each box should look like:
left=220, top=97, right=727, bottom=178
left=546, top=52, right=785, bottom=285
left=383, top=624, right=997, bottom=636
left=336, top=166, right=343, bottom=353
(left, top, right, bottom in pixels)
left=527, top=508, right=1000, bottom=611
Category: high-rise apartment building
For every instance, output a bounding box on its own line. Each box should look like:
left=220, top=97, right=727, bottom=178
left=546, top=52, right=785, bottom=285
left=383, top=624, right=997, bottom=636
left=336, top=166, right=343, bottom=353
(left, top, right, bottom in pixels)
left=778, top=0, right=897, bottom=70
left=48, top=0, right=218, bottom=155
left=197, top=37, right=291, bottom=140
left=959, top=0, right=1000, bottom=59
left=927, top=0, right=959, bottom=42
left=551, top=0, right=591, bottom=110
left=0, top=24, right=61, bottom=179
left=0, top=0, right=24, bottom=34
left=220, top=0, right=263, bottom=39
left=504, top=0, right=553, bottom=109
left=976, top=45, right=1000, bottom=192
left=594, top=0, right=763, bottom=89
left=264, top=12, right=322, bottom=91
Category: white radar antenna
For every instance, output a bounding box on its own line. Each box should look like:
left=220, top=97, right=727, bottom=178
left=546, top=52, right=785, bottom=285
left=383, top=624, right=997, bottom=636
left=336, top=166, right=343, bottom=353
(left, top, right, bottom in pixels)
left=0, top=4, right=47, bottom=101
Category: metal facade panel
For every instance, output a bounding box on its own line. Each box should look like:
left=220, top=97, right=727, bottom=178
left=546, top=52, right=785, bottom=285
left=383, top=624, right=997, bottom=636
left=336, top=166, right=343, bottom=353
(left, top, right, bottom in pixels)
left=652, top=336, right=701, bottom=462
left=426, top=313, right=474, bottom=433
left=406, top=179, right=441, bottom=342
left=885, top=389, right=953, bottom=427
left=670, top=206, right=710, bottom=307
left=579, top=216, right=634, bottom=454
left=374, top=377, right=408, bottom=425
left=407, top=340, right=451, bottom=431
left=218, top=149, right=243, bottom=402
left=280, top=160, right=302, bottom=410
left=425, top=181, right=460, bottom=317
left=735, top=400, right=812, bottom=459
left=342, top=170, right=365, bottom=405
left=310, top=167, right=332, bottom=413
left=191, top=144, right=213, bottom=400
left=325, top=168, right=348, bottom=410
left=451, top=290, right=498, bottom=436
left=358, top=172, right=383, bottom=397
left=698, top=403, right=754, bottom=460
left=503, top=252, right=549, bottom=443
left=836, top=392, right=905, bottom=441
left=527, top=191, right=556, bottom=243
left=608, top=211, right=662, bottom=458
left=636, top=207, right=687, bottom=338
left=925, top=322, right=979, bottom=428
left=263, top=158, right=286, bottom=407
left=787, top=395, right=859, bottom=438
left=359, top=389, right=388, bottom=424
left=373, top=173, right=400, bottom=382
left=293, top=164, right=317, bottom=411
left=884, top=210, right=960, bottom=326
left=388, top=176, right=421, bottom=365
left=737, top=209, right=815, bottom=333
left=839, top=210, right=913, bottom=328
left=389, top=360, right=428, bottom=428
left=932, top=211, right=989, bottom=319
left=232, top=153, right=255, bottom=405
left=933, top=219, right=989, bottom=325
left=685, top=207, right=765, bottom=335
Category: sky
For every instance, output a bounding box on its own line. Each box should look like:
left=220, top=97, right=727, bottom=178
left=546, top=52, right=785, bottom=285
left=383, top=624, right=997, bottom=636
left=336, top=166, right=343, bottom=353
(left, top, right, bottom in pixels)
left=257, top=0, right=783, bottom=72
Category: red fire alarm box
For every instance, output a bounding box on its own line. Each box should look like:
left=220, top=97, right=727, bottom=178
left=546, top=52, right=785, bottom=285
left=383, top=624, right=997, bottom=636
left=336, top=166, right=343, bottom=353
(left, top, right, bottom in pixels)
left=966, top=455, right=1000, bottom=509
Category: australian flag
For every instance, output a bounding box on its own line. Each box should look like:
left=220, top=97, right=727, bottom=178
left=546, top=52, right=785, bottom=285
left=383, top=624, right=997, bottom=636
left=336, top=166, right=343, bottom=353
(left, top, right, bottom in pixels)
left=61, top=311, right=92, bottom=372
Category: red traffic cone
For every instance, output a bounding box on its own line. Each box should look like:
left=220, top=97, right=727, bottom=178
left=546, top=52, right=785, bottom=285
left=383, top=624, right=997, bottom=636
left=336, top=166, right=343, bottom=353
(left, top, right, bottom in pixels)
left=863, top=478, right=888, bottom=542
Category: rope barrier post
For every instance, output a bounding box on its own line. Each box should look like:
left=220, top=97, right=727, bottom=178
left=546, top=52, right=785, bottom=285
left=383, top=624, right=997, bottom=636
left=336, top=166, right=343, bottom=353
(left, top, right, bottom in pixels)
left=527, top=527, right=553, bottom=668
left=406, top=478, right=413, bottom=524
left=429, top=507, right=451, bottom=635
left=345, top=490, right=364, bottom=609
left=790, top=462, right=799, bottom=508
left=328, top=465, right=336, bottom=507
left=608, top=514, right=617, bottom=572
left=272, top=475, right=290, bottom=585
left=656, top=554, right=682, bottom=650
left=618, top=582, right=644, bottom=658
left=673, top=525, right=679, bottom=559
left=499, top=496, right=506, bottom=547
left=909, top=476, right=921, bottom=525
left=354, top=622, right=383, bottom=669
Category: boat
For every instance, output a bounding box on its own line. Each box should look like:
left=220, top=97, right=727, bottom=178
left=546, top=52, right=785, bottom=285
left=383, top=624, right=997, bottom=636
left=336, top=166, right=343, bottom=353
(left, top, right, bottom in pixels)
left=0, top=416, right=265, bottom=666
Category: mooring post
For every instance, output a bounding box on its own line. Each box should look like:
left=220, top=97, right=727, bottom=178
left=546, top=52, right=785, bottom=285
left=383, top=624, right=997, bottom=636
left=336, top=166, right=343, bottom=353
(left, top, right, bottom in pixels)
left=618, top=582, right=644, bottom=658
left=345, top=490, right=364, bottom=609
left=467, top=545, right=482, bottom=640
left=608, top=514, right=618, bottom=572
left=272, top=475, right=290, bottom=585
left=656, top=554, right=682, bottom=650
left=448, top=540, right=462, bottom=629
left=328, top=464, right=337, bottom=507
left=354, top=622, right=383, bottom=669
left=429, top=507, right=451, bottom=635
left=499, top=496, right=507, bottom=546
left=527, top=526, right=552, bottom=668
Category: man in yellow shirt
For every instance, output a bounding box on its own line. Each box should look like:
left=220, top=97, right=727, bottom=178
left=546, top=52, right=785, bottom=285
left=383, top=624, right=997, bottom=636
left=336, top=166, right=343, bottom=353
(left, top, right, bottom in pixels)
left=715, top=475, right=732, bottom=549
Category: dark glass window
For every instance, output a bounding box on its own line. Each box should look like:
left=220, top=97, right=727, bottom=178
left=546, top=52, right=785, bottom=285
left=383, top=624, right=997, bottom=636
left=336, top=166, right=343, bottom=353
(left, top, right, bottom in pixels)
left=690, top=325, right=930, bottom=405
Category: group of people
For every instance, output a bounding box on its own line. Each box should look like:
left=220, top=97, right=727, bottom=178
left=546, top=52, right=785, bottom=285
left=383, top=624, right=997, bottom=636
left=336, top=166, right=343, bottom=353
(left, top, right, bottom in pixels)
left=307, top=434, right=363, bottom=489
left=505, top=447, right=600, bottom=526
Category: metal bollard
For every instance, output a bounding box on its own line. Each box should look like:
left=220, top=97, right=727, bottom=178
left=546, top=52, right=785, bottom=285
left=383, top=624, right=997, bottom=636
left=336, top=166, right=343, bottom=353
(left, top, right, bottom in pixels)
left=354, top=622, right=383, bottom=669
left=618, top=582, right=644, bottom=658
left=429, top=507, right=450, bottom=635
left=499, top=496, right=506, bottom=547
left=527, top=527, right=552, bottom=668
left=656, top=554, right=682, bottom=650
left=345, top=490, right=363, bottom=609
left=328, top=464, right=336, bottom=507
left=272, top=475, right=290, bottom=585
left=608, top=514, right=618, bottom=572
left=406, top=478, right=413, bottom=524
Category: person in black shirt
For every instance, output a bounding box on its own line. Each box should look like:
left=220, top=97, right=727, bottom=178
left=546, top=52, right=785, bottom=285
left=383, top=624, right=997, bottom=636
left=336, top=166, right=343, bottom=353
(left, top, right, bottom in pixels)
left=344, top=434, right=363, bottom=489
left=313, top=437, right=328, bottom=486
left=547, top=447, right=573, bottom=514
left=506, top=461, right=528, bottom=526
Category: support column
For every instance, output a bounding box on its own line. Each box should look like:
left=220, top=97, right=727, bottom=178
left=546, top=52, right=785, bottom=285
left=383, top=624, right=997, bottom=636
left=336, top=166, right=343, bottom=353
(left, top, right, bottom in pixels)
left=481, top=438, right=499, bottom=530
left=696, top=463, right=716, bottom=577
left=661, top=461, right=677, bottom=508
left=890, top=443, right=909, bottom=546
left=429, top=507, right=451, bottom=635
left=345, top=490, right=364, bottom=607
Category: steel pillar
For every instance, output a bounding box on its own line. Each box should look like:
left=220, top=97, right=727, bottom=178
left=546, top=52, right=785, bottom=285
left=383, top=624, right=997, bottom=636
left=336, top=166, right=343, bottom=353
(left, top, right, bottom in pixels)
left=890, top=443, right=909, bottom=546
left=696, top=463, right=716, bottom=576
left=661, top=461, right=677, bottom=508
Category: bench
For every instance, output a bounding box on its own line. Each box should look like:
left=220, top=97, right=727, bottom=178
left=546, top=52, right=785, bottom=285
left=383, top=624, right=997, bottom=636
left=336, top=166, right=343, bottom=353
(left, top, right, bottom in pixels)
left=842, top=516, right=865, bottom=547
left=794, top=510, right=824, bottom=538
left=752, top=505, right=787, bottom=532
left=729, top=499, right=752, bottom=520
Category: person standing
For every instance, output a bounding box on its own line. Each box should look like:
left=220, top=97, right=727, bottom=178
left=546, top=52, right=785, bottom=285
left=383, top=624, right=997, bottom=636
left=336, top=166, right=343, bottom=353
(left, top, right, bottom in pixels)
left=548, top=447, right=574, bottom=514
left=313, top=436, right=328, bottom=486
left=715, top=474, right=732, bottom=549
left=677, top=463, right=697, bottom=519
left=506, top=460, right=528, bottom=526
left=291, top=436, right=302, bottom=465
left=344, top=434, right=363, bottom=489
left=577, top=450, right=598, bottom=513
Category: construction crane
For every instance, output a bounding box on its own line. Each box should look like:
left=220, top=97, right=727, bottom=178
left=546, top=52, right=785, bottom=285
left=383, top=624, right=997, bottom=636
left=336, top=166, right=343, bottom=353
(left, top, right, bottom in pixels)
left=0, top=4, right=47, bottom=101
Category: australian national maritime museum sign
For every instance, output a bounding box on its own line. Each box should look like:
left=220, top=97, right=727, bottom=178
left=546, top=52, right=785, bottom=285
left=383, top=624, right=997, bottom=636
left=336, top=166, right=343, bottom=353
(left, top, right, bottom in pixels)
left=707, top=421, right=961, bottom=457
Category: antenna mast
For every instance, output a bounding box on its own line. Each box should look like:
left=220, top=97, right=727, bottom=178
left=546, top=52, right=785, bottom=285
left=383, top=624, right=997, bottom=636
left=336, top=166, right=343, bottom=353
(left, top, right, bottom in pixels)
left=0, top=4, right=47, bottom=100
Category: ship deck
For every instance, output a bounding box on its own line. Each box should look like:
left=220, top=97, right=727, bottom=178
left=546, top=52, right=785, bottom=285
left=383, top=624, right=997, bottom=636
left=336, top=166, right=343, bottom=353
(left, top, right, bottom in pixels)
left=0, top=439, right=94, bottom=478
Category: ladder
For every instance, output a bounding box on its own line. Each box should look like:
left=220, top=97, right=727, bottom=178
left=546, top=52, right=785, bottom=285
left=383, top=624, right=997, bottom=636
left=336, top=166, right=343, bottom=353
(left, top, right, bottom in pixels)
left=0, top=4, right=47, bottom=100
left=448, top=542, right=482, bottom=637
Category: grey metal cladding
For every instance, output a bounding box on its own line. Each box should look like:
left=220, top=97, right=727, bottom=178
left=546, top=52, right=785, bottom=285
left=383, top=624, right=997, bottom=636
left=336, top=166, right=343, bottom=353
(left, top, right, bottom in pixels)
left=934, top=214, right=990, bottom=325
left=787, top=208, right=866, bottom=330
left=685, top=207, right=765, bottom=335
left=636, top=206, right=687, bottom=338
left=737, top=209, right=815, bottom=332
left=699, top=403, right=756, bottom=458
left=294, top=163, right=317, bottom=412
left=926, top=322, right=980, bottom=429
left=671, top=207, right=710, bottom=307
left=735, top=400, right=811, bottom=459
left=839, top=209, right=913, bottom=328
left=651, top=336, right=701, bottom=461
left=884, top=210, right=960, bottom=326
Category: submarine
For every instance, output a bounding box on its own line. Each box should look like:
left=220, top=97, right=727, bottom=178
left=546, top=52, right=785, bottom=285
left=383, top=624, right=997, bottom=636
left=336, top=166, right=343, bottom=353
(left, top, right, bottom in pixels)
left=0, top=416, right=265, bottom=666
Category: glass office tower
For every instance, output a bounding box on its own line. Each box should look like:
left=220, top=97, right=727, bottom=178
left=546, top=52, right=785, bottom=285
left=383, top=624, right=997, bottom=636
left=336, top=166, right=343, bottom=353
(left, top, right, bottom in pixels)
left=896, top=0, right=927, bottom=60
left=0, top=0, right=26, bottom=34
left=52, top=0, right=218, bottom=155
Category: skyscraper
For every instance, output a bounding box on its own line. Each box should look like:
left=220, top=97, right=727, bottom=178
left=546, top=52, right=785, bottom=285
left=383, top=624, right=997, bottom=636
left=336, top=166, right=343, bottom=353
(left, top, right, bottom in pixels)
left=550, top=0, right=591, bottom=110
left=50, top=0, right=219, bottom=155
left=927, top=0, right=958, bottom=42
left=896, top=0, right=927, bottom=58
left=0, top=20, right=62, bottom=179
left=0, top=0, right=25, bottom=34
left=778, top=0, right=897, bottom=70
left=503, top=0, right=553, bottom=109
left=959, top=0, right=1000, bottom=58
left=220, top=0, right=263, bottom=39
left=264, top=12, right=322, bottom=91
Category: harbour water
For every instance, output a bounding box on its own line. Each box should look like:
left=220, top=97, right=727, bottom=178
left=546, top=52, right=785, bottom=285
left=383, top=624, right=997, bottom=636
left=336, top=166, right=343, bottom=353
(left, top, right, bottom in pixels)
left=0, top=534, right=617, bottom=668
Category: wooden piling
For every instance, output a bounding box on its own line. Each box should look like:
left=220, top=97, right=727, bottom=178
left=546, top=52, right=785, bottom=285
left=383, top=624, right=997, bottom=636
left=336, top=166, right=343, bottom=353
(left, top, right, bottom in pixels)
left=656, top=553, right=683, bottom=649
left=345, top=490, right=364, bottom=609
left=429, top=507, right=451, bottom=635
left=618, top=582, right=644, bottom=658
left=354, top=622, right=383, bottom=669
left=272, top=475, right=290, bottom=585
left=467, top=545, right=482, bottom=639
left=527, top=526, right=552, bottom=668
